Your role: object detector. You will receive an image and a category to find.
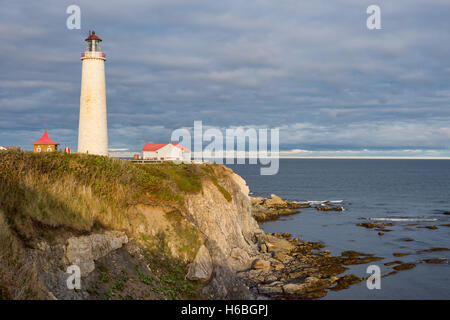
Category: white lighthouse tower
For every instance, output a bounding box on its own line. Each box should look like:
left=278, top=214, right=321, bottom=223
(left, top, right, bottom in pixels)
left=77, top=31, right=108, bottom=156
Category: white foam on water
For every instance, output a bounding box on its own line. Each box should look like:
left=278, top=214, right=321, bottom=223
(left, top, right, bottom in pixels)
left=295, top=200, right=344, bottom=205
left=306, top=201, right=327, bottom=205
left=368, top=217, right=438, bottom=222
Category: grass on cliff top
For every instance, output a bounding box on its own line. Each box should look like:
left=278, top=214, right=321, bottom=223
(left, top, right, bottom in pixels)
left=0, top=210, right=46, bottom=299
left=200, top=165, right=232, bottom=202
left=0, top=149, right=225, bottom=240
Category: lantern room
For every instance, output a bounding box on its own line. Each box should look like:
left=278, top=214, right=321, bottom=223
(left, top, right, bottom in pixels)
left=81, top=31, right=106, bottom=60
left=85, top=30, right=102, bottom=52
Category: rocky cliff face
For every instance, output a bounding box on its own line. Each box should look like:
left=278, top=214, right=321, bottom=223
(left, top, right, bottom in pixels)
left=183, top=167, right=263, bottom=299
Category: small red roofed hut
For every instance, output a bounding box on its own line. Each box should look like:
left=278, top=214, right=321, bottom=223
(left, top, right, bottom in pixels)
left=30, top=119, right=59, bottom=153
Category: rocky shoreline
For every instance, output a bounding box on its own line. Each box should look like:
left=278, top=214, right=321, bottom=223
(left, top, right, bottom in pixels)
left=241, top=194, right=380, bottom=298
left=250, top=194, right=307, bottom=222
left=239, top=232, right=383, bottom=299
left=250, top=194, right=344, bottom=222
left=240, top=194, right=448, bottom=299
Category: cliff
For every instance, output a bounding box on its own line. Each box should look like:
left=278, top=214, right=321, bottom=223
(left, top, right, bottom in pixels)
left=0, top=150, right=263, bottom=299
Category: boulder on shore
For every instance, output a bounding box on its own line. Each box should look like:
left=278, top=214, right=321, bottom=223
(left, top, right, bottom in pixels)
left=250, top=194, right=306, bottom=222
left=252, top=259, right=271, bottom=270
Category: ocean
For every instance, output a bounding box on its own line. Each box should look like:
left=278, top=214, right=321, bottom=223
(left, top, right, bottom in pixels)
left=226, top=159, right=450, bottom=299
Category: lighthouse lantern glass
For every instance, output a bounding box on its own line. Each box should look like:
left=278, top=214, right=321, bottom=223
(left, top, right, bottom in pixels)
left=86, top=40, right=101, bottom=52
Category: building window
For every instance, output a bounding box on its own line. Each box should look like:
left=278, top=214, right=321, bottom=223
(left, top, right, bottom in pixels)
left=36, top=147, right=41, bottom=152
left=47, top=146, right=52, bottom=152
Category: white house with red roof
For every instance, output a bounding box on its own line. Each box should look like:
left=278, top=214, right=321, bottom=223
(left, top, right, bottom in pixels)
left=142, top=143, right=191, bottom=162
left=0, top=145, right=8, bottom=151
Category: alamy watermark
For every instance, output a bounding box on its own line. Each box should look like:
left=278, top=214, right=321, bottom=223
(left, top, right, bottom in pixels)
left=67, top=4, right=382, bottom=31
left=66, top=5, right=81, bottom=30
left=66, top=265, right=81, bottom=290
left=367, top=5, right=381, bottom=30
left=366, top=265, right=381, bottom=290
left=171, top=121, right=279, bottom=175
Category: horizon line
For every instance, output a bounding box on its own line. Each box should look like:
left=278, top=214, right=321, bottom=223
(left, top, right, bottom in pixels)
left=108, top=152, right=450, bottom=160
left=277, top=156, right=450, bottom=159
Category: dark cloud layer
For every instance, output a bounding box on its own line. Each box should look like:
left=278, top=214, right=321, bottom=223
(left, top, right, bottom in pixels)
left=1, top=0, right=449, bottom=157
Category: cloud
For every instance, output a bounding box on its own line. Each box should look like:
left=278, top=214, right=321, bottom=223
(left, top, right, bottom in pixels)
left=279, top=148, right=450, bottom=159
left=0, top=0, right=449, bottom=158
left=278, top=120, right=450, bottom=149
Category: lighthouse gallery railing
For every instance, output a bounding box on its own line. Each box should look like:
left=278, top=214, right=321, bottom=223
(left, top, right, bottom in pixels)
left=81, top=52, right=106, bottom=59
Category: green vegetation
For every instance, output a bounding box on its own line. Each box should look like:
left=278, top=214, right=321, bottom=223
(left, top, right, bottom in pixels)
left=211, top=176, right=232, bottom=202
left=154, top=162, right=202, bottom=193
left=0, top=210, right=45, bottom=299
left=0, top=150, right=221, bottom=240
left=165, top=210, right=202, bottom=260
left=97, top=265, right=110, bottom=283
left=200, top=165, right=233, bottom=202
left=0, top=287, right=7, bottom=300
left=139, top=234, right=198, bottom=299
left=89, top=234, right=198, bottom=300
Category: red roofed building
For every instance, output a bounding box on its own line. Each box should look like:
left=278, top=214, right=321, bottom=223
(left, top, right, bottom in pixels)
left=30, top=119, right=59, bottom=153
left=142, top=143, right=191, bottom=162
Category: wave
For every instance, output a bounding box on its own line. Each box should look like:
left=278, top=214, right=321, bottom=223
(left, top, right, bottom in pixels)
left=296, top=200, right=344, bottom=205
left=367, top=217, right=438, bottom=222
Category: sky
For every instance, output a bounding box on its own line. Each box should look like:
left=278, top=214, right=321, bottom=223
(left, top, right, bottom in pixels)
left=1, top=0, right=450, bottom=158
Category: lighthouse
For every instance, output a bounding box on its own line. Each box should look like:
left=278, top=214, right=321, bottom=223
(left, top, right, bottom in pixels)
left=77, top=31, right=108, bottom=156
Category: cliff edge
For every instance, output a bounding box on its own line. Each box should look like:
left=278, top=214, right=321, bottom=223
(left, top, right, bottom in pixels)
left=0, top=150, right=262, bottom=299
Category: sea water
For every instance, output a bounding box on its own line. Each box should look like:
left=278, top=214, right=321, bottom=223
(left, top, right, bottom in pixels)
left=226, top=159, right=450, bottom=299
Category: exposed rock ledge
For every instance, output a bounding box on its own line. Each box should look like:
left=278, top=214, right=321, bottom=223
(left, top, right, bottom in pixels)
left=65, top=231, right=128, bottom=275
left=239, top=232, right=384, bottom=299
left=34, top=231, right=129, bottom=300
left=186, top=245, right=213, bottom=282
left=250, top=194, right=308, bottom=222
